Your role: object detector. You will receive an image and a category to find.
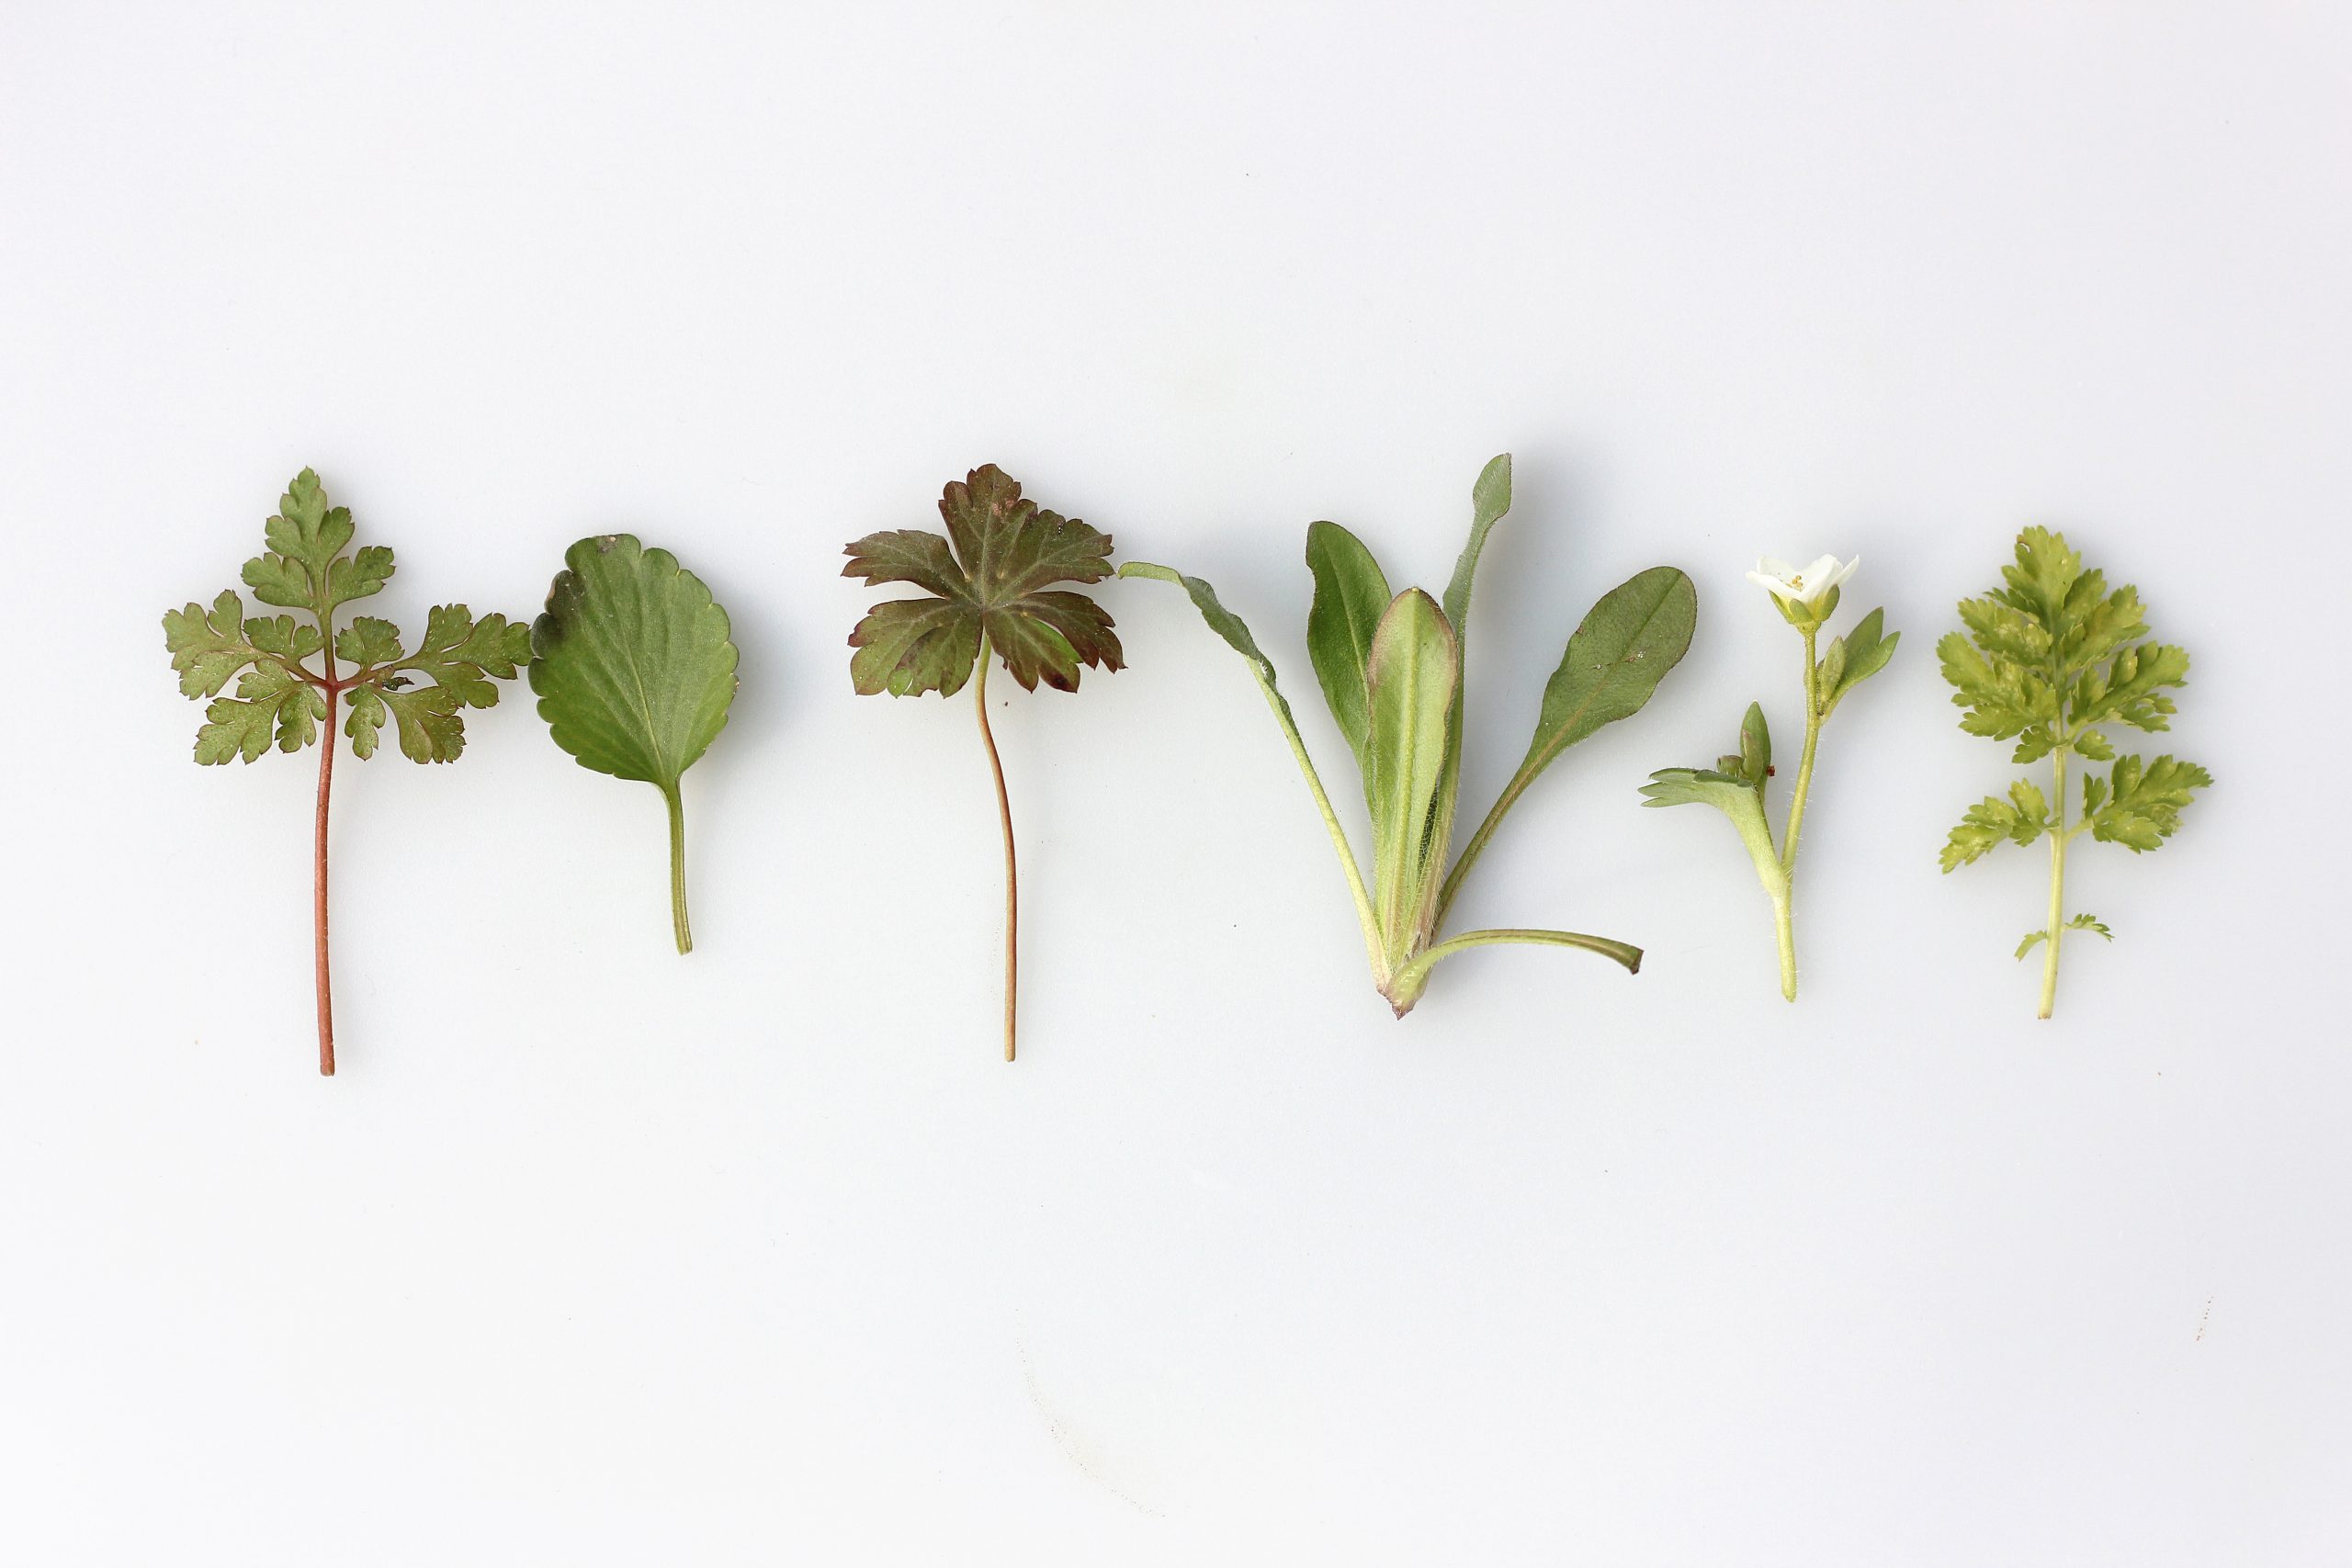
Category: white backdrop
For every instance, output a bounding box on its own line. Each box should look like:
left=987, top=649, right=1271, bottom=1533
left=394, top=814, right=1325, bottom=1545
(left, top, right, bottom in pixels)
left=4, top=3, right=2347, bottom=1562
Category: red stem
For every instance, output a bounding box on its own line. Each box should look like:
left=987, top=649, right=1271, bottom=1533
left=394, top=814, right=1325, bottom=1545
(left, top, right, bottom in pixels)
left=314, top=652, right=338, bottom=1077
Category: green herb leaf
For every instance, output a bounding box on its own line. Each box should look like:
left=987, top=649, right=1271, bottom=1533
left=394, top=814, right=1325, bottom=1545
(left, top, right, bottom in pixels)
left=845, top=468, right=1122, bottom=1061
left=1363, top=590, right=1460, bottom=963
left=1126, top=455, right=1678, bottom=1017
left=163, top=468, right=530, bottom=1074
left=1504, top=566, right=1698, bottom=802
left=531, top=535, right=741, bottom=953
left=1305, top=520, right=1391, bottom=781
left=1939, top=527, right=2207, bottom=1015
left=843, top=464, right=1121, bottom=698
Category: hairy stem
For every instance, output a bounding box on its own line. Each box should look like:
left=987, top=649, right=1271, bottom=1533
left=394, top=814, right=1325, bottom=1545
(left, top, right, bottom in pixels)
left=314, top=642, right=338, bottom=1077
left=1771, top=886, right=1796, bottom=1002
left=1772, top=626, right=1824, bottom=1003
left=2041, top=745, right=2069, bottom=1020
left=664, top=784, right=692, bottom=955
left=1433, top=775, right=1522, bottom=930
left=974, top=643, right=1018, bottom=1063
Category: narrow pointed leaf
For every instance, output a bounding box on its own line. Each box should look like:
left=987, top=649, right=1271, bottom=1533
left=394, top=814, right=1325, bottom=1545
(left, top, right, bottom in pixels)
left=1364, top=589, right=1459, bottom=958
left=1507, top=566, right=1697, bottom=798
left=1304, top=519, right=1390, bottom=780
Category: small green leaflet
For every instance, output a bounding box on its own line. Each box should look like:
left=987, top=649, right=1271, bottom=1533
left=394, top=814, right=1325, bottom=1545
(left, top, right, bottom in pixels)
left=162, top=468, right=530, bottom=1075
left=1125, top=453, right=1687, bottom=1016
left=1938, top=526, right=2210, bottom=1018
left=531, top=535, right=741, bottom=954
left=843, top=466, right=1124, bottom=1062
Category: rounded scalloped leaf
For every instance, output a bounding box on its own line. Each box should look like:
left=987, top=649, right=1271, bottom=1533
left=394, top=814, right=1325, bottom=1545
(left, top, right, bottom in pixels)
left=530, top=535, right=740, bottom=790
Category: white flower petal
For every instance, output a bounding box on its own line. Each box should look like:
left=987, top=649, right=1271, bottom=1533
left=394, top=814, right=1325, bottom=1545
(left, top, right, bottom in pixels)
left=1746, top=570, right=1804, bottom=604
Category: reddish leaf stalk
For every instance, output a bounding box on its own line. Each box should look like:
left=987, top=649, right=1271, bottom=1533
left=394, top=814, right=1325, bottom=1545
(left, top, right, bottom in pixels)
left=314, top=646, right=339, bottom=1076
left=974, top=647, right=1018, bottom=1063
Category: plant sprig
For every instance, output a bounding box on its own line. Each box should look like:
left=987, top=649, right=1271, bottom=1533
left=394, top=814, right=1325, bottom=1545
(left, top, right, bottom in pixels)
left=164, top=468, right=530, bottom=1074
left=842, top=465, right=1123, bottom=1061
left=1644, top=556, right=1898, bottom=999
left=1938, top=526, right=2209, bottom=1017
left=1125, top=454, right=1694, bottom=1015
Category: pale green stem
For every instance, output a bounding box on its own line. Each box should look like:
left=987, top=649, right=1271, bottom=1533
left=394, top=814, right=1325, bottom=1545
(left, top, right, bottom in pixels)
left=663, top=784, right=692, bottom=955
left=1771, top=626, right=1825, bottom=1003
left=1434, top=775, right=1524, bottom=929
left=1254, top=677, right=1384, bottom=976
left=1386, top=927, right=1644, bottom=1009
left=2041, top=745, right=2068, bottom=1020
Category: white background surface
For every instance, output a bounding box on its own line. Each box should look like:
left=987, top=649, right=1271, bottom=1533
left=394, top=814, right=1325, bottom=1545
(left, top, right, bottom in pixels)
left=3, top=3, right=2347, bottom=1562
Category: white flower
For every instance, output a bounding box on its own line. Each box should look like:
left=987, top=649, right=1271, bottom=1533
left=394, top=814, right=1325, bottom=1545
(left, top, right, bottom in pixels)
left=1746, top=554, right=1859, bottom=612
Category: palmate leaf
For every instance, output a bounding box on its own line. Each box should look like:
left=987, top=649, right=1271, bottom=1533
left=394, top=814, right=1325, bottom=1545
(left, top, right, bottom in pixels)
left=843, top=465, right=1122, bottom=697
left=843, top=468, right=1123, bottom=1062
left=532, top=535, right=741, bottom=953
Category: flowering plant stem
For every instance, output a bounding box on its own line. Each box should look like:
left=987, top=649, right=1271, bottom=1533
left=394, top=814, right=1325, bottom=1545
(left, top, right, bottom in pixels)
left=1644, top=558, right=1897, bottom=1003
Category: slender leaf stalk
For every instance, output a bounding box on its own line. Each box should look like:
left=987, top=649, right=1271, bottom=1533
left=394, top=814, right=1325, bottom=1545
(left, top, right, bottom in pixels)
left=314, top=636, right=338, bottom=1077
left=973, top=641, right=1018, bottom=1062
left=664, top=784, right=692, bottom=955
left=1254, top=680, right=1382, bottom=973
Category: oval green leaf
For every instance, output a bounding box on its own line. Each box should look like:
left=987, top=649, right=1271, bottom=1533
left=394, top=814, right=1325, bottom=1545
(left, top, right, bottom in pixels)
left=531, top=535, right=740, bottom=953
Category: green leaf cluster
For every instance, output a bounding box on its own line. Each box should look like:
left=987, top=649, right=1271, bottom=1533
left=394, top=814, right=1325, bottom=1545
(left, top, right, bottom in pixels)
left=1939, top=526, right=2209, bottom=1013
left=164, top=469, right=531, bottom=764
left=1125, top=454, right=1695, bottom=1015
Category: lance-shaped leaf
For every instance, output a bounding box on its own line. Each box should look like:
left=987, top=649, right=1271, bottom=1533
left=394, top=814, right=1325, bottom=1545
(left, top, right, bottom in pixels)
left=843, top=467, right=1123, bottom=1063
left=1439, top=564, right=1697, bottom=922
left=532, top=535, right=741, bottom=953
left=1363, top=590, right=1460, bottom=963
left=844, top=464, right=1122, bottom=698
left=1305, top=521, right=1390, bottom=784
left=1126, top=453, right=1669, bottom=1019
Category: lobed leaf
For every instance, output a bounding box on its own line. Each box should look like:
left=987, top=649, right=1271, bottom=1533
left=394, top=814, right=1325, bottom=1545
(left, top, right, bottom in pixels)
left=844, top=465, right=1122, bottom=697
left=2088, top=753, right=2211, bottom=851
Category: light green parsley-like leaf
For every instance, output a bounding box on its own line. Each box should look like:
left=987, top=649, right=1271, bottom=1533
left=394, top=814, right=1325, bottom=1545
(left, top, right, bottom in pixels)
left=2017, top=913, right=2113, bottom=958
left=1940, top=779, right=2052, bottom=871
left=2088, top=753, right=2211, bottom=851
left=843, top=465, right=1122, bottom=697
